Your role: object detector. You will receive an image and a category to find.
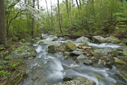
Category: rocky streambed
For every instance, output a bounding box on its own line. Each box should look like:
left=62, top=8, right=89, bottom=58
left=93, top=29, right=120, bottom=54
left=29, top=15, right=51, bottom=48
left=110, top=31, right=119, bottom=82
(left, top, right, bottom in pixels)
left=17, top=34, right=127, bottom=85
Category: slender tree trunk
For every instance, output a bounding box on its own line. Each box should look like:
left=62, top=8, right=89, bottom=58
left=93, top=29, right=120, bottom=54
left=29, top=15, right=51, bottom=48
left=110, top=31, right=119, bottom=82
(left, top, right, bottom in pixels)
left=45, top=0, right=50, bottom=31
left=57, top=0, right=63, bottom=36
left=37, top=0, right=40, bottom=34
left=50, top=0, right=53, bottom=31
left=76, top=0, right=79, bottom=10
left=79, top=0, right=82, bottom=10
left=32, top=0, right=35, bottom=38
left=66, top=0, right=69, bottom=18
left=0, top=0, right=7, bottom=47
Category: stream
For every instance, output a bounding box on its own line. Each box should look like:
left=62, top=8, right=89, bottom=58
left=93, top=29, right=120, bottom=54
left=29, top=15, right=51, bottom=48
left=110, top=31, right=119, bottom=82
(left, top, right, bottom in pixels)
left=19, top=34, right=127, bottom=85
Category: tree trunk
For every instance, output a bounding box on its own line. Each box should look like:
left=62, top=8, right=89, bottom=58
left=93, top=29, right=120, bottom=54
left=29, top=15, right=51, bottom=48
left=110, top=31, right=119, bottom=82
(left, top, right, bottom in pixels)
left=57, top=0, right=63, bottom=36
left=0, top=0, right=8, bottom=47
left=32, top=0, right=35, bottom=38
left=66, top=0, right=69, bottom=18
left=50, top=0, right=53, bottom=31
left=45, top=0, right=50, bottom=31
left=76, top=0, right=79, bottom=10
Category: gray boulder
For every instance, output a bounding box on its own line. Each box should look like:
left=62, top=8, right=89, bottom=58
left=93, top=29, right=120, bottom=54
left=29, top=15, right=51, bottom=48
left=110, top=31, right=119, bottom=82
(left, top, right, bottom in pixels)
left=59, top=43, right=68, bottom=52
left=77, top=54, right=89, bottom=64
left=53, top=77, right=95, bottom=85
left=14, top=46, right=37, bottom=59
left=84, top=60, right=93, bottom=65
left=92, top=36, right=120, bottom=44
left=67, top=40, right=76, bottom=50
left=38, top=40, right=60, bottom=46
left=75, top=36, right=90, bottom=43
left=48, top=45, right=57, bottom=53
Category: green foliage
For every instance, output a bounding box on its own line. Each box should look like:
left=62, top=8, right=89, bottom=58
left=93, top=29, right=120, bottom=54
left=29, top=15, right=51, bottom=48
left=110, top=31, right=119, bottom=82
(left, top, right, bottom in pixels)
left=0, top=66, right=3, bottom=70
left=0, top=71, right=10, bottom=77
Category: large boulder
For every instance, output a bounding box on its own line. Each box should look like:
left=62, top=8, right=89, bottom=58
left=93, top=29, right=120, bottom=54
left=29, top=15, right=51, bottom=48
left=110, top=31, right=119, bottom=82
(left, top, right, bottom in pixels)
left=59, top=43, right=68, bottom=52
left=38, top=40, right=60, bottom=47
left=75, top=36, right=90, bottom=43
left=53, top=77, right=95, bottom=85
left=14, top=45, right=37, bottom=59
left=92, top=36, right=120, bottom=44
left=48, top=45, right=57, bottom=53
left=77, top=54, right=89, bottom=64
left=67, top=40, right=76, bottom=51
left=52, top=36, right=58, bottom=41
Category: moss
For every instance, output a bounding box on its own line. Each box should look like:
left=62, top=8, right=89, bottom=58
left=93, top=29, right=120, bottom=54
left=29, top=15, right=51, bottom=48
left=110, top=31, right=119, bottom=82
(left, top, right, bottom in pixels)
left=10, top=75, right=21, bottom=84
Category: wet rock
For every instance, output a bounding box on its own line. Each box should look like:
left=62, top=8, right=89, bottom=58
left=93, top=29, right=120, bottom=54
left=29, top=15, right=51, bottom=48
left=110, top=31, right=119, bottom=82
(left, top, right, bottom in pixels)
left=116, top=71, right=127, bottom=83
left=122, top=38, right=127, bottom=45
left=117, top=56, right=127, bottom=62
left=38, top=41, right=44, bottom=44
left=123, top=50, right=127, bottom=56
left=14, top=46, right=37, bottom=59
left=38, top=40, right=60, bottom=46
left=75, top=36, right=90, bottom=43
left=35, top=37, right=40, bottom=40
left=92, top=36, right=120, bottom=44
left=53, top=77, right=95, bottom=85
left=24, top=42, right=32, bottom=46
left=67, top=40, right=76, bottom=50
left=64, top=51, right=70, bottom=56
left=92, top=52, right=102, bottom=60
left=105, top=59, right=115, bottom=68
left=77, top=54, right=89, bottom=64
left=79, top=43, right=89, bottom=47
left=52, top=36, right=58, bottom=41
left=84, top=60, right=93, bottom=65
left=70, top=50, right=82, bottom=56
left=63, top=76, right=73, bottom=81
left=114, top=57, right=127, bottom=65
left=48, top=45, right=57, bottom=53
left=94, top=47, right=113, bottom=56
left=31, top=76, right=39, bottom=82
left=59, top=43, right=68, bottom=52
left=30, top=39, right=36, bottom=43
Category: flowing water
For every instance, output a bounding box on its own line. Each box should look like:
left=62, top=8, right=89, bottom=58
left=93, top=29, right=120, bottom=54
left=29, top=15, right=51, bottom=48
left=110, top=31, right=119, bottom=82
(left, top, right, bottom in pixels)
left=19, top=34, right=126, bottom=85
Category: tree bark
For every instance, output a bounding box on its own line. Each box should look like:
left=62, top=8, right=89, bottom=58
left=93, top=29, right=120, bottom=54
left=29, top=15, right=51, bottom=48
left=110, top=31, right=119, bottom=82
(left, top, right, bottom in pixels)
left=32, top=0, right=35, bottom=38
left=0, top=0, right=8, bottom=47
left=45, top=0, right=50, bottom=31
left=57, top=0, right=63, bottom=36
left=66, top=0, right=69, bottom=18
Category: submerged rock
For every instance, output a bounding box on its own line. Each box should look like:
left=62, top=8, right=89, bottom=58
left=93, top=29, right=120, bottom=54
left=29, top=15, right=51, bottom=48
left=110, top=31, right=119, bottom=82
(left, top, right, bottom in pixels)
left=84, top=60, right=93, bottom=65
left=67, top=40, right=76, bottom=50
left=53, top=77, right=95, bottom=85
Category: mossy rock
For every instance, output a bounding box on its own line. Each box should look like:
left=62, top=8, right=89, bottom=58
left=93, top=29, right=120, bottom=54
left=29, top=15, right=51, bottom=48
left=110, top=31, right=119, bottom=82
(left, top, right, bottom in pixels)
left=67, top=40, right=76, bottom=51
